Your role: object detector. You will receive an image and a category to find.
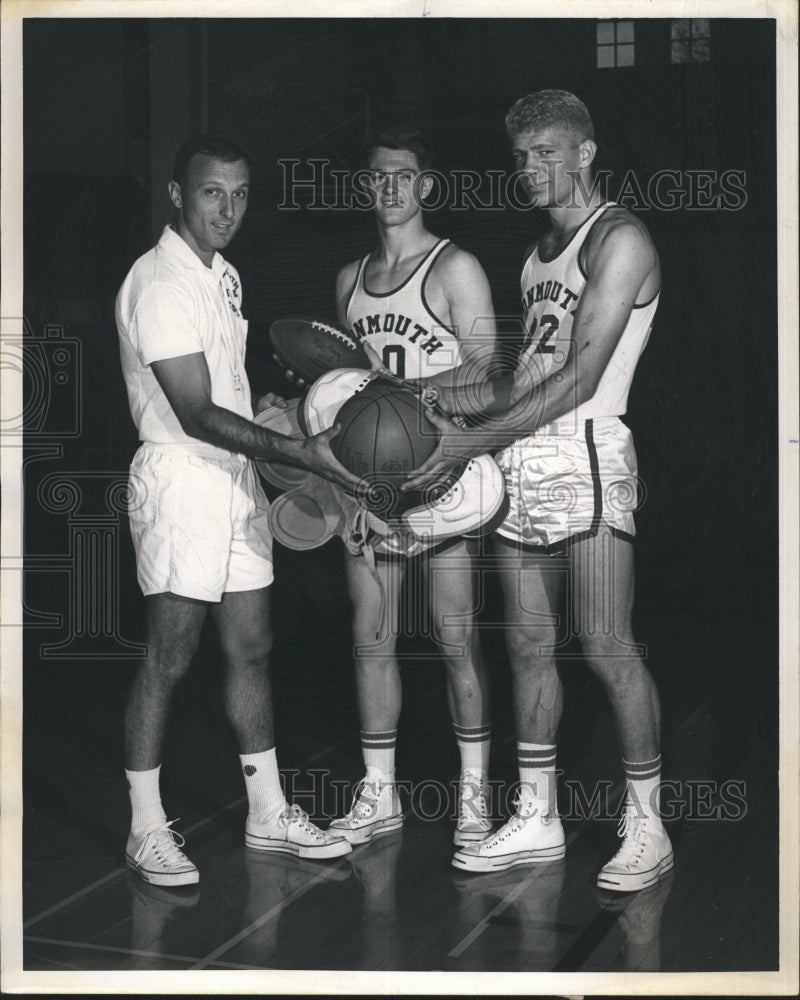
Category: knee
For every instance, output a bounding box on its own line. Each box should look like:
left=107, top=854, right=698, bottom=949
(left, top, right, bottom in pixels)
left=578, top=627, right=636, bottom=663
left=433, top=618, right=474, bottom=666
left=223, top=625, right=273, bottom=670
left=505, top=625, right=556, bottom=672
left=580, top=634, right=646, bottom=684
left=144, top=635, right=198, bottom=684
left=352, top=606, right=396, bottom=655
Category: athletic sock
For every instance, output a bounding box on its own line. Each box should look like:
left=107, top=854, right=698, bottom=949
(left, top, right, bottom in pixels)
left=453, top=721, right=491, bottom=779
left=361, top=729, right=397, bottom=785
left=126, top=765, right=167, bottom=836
left=623, top=754, right=662, bottom=821
left=240, top=748, right=287, bottom=821
left=517, top=742, right=557, bottom=816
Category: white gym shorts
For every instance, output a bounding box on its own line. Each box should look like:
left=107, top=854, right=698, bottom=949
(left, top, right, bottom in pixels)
left=494, top=416, right=640, bottom=552
left=127, top=443, right=274, bottom=601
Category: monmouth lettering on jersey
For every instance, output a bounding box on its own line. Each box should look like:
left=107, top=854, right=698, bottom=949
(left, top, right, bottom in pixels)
left=349, top=312, right=444, bottom=357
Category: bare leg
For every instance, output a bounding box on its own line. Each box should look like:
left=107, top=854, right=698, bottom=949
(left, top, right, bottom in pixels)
left=124, top=592, right=207, bottom=770
left=211, top=587, right=274, bottom=753
left=573, top=527, right=671, bottom=891
left=426, top=539, right=489, bottom=730
left=330, top=552, right=406, bottom=843
left=568, top=526, right=660, bottom=761
left=450, top=540, right=570, bottom=870
left=344, top=552, right=405, bottom=734
left=494, top=537, right=566, bottom=744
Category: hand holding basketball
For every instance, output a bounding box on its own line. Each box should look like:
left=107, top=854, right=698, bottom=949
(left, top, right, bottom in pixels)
left=328, top=381, right=460, bottom=519
left=401, top=407, right=480, bottom=492
left=300, top=424, right=364, bottom=494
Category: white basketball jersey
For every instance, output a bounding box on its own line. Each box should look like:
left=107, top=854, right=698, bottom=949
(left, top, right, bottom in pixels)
left=345, top=239, right=463, bottom=380
left=520, top=203, right=659, bottom=422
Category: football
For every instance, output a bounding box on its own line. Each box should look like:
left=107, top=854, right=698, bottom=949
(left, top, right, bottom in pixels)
left=269, top=315, right=370, bottom=383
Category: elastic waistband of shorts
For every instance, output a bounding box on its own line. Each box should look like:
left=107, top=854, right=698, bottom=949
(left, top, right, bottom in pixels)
left=135, top=441, right=249, bottom=466
left=514, top=415, right=625, bottom=441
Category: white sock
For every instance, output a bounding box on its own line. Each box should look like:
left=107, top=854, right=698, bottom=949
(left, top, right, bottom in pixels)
left=361, top=729, right=397, bottom=784
left=624, top=755, right=662, bottom=821
left=127, top=765, right=167, bottom=835
left=517, top=742, right=557, bottom=815
left=240, top=748, right=287, bottom=821
left=453, top=721, right=491, bottom=779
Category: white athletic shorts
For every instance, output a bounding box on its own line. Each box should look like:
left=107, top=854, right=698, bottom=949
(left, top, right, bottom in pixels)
left=128, top=443, right=273, bottom=601
left=494, top=416, right=639, bottom=551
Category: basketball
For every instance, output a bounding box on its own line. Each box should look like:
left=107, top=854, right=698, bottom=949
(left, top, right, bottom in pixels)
left=330, top=381, right=451, bottom=520
left=269, top=315, right=370, bottom=383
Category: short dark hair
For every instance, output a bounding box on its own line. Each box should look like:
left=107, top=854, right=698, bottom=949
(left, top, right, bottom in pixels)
left=172, top=134, right=252, bottom=188
left=364, top=128, right=433, bottom=172
left=505, top=90, right=595, bottom=144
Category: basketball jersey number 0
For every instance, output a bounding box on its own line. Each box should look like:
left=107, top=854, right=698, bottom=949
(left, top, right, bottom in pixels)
left=382, top=345, right=406, bottom=380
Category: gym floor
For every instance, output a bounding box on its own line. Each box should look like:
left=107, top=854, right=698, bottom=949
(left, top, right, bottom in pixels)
left=19, top=536, right=783, bottom=986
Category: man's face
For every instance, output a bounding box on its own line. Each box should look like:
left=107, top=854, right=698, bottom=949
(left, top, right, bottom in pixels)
left=364, top=147, right=429, bottom=226
left=510, top=127, right=586, bottom=209
left=169, top=154, right=250, bottom=264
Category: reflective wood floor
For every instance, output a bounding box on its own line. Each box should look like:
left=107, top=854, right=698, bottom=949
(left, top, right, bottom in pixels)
left=21, top=549, right=780, bottom=979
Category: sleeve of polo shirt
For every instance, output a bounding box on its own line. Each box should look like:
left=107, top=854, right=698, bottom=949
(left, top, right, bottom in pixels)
left=130, top=282, right=203, bottom=366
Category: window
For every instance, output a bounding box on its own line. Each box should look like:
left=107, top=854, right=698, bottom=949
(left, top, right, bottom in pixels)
left=671, top=19, right=711, bottom=63
left=596, top=20, right=635, bottom=69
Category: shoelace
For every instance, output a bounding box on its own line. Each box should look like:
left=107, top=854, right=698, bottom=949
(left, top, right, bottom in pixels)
left=483, top=813, right=526, bottom=846
left=279, top=803, right=324, bottom=840
left=611, top=807, right=648, bottom=865
left=459, top=773, right=489, bottom=822
left=139, top=820, right=190, bottom=866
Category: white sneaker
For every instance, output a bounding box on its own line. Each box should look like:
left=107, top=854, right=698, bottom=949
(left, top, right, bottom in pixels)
left=454, top=770, right=493, bottom=846
left=125, top=820, right=199, bottom=887
left=246, top=803, right=352, bottom=860
left=329, top=778, right=404, bottom=845
left=452, top=803, right=565, bottom=873
left=596, top=804, right=673, bottom=892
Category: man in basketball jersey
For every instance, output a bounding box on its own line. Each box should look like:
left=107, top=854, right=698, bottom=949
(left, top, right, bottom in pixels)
left=328, top=129, right=498, bottom=848
left=405, top=92, right=672, bottom=891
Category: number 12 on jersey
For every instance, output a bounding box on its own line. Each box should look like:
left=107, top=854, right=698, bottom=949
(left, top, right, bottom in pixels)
left=527, top=314, right=560, bottom=355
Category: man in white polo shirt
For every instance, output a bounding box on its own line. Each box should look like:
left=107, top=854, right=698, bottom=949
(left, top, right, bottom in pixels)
left=117, top=134, right=360, bottom=887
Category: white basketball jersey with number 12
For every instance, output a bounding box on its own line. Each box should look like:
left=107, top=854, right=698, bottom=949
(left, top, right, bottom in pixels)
left=345, top=238, right=463, bottom=380
left=520, top=202, right=659, bottom=422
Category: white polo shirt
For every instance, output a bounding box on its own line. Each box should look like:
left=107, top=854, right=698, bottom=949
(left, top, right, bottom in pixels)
left=116, top=225, right=254, bottom=456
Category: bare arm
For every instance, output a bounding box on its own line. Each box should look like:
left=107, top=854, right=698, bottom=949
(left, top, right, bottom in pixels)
left=426, top=249, right=497, bottom=390
left=404, top=220, right=659, bottom=487
left=151, top=352, right=361, bottom=490
left=335, top=259, right=361, bottom=326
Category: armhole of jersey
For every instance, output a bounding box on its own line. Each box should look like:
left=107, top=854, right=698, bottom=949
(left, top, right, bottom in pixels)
left=577, top=203, right=618, bottom=281
left=633, top=286, right=661, bottom=309
left=420, top=240, right=456, bottom=337
left=520, top=244, right=537, bottom=294
left=575, top=203, right=660, bottom=308
left=344, top=255, right=369, bottom=320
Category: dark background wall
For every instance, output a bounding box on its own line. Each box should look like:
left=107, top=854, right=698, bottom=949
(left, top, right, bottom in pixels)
left=21, top=16, right=777, bottom=649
